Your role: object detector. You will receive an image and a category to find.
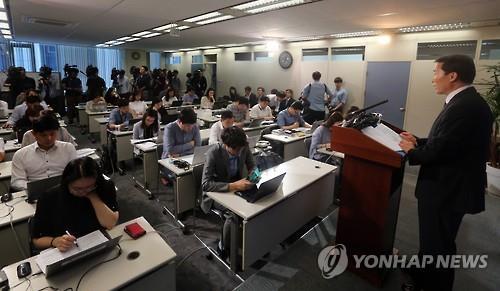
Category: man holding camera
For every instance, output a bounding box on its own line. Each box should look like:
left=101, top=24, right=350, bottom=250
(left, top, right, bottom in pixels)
left=61, top=67, right=82, bottom=124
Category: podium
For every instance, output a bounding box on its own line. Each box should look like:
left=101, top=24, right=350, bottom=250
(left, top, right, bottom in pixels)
left=331, top=122, right=405, bottom=286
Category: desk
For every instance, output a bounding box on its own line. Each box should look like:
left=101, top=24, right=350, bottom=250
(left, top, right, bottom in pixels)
left=108, top=130, right=133, bottom=163
left=87, top=110, right=110, bottom=134
left=4, top=140, right=21, bottom=161
left=243, top=124, right=273, bottom=137
left=207, top=157, right=336, bottom=271
left=0, top=191, right=36, bottom=268
left=1, top=216, right=177, bottom=291
left=0, top=128, right=13, bottom=138
left=96, top=117, right=109, bottom=145
left=0, top=161, right=12, bottom=193
left=317, top=147, right=345, bottom=159
left=76, top=105, right=86, bottom=127
left=263, top=129, right=312, bottom=161
left=158, top=155, right=199, bottom=218
left=133, top=141, right=160, bottom=193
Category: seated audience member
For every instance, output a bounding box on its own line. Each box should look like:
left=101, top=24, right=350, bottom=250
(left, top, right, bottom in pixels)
left=149, top=96, right=164, bottom=123
left=162, top=108, right=201, bottom=158
left=309, top=112, right=344, bottom=161
left=229, top=86, right=239, bottom=101
left=0, top=99, right=8, bottom=118
left=181, top=87, right=198, bottom=105
left=14, top=104, right=44, bottom=138
left=162, top=88, right=178, bottom=107
left=11, top=114, right=77, bottom=191
left=0, top=137, right=4, bottom=162
left=279, top=89, right=296, bottom=112
left=250, top=96, right=274, bottom=120
left=22, top=110, right=76, bottom=147
left=3, top=90, right=48, bottom=128
left=201, top=88, right=216, bottom=109
left=85, top=90, right=106, bottom=112
left=209, top=110, right=234, bottom=145
left=133, top=109, right=160, bottom=139
left=108, top=99, right=133, bottom=130
left=244, top=86, right=258, bottom=107
left=226, top=97, right=250, bottom=127
left=31, top=157, right=119, bottom=252
left=201, top=126, right=255, bottom=258
left=129, top=89, right=147, bottom=118
left=277, top=101, right=311, bottom=130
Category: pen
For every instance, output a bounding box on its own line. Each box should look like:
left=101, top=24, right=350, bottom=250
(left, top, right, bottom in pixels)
left=65, top=230, right=79, bottom=247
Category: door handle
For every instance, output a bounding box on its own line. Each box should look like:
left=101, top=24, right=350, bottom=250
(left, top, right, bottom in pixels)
left=399, top=107, right=406, bottom=112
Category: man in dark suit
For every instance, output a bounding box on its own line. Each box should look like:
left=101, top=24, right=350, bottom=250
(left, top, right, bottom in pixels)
left=201, top=126, right=255, bottom=259
left=399, top=55, right=493, bottom=291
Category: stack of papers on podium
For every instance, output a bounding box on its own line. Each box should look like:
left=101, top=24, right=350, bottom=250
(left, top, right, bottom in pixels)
left=76, top=148, right=96, bottom=158
left=361, top=123, right=402, bottom=151
left=35, top=230, right=108, bottom=274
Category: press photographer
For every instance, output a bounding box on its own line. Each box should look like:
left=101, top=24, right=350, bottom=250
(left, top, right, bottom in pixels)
left=3, top=66, right=36, bottom=109
left=61, top=64, right=82, bottom=124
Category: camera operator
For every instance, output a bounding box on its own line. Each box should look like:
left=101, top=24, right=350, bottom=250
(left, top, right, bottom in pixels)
left=38, top=66, right=61, bottom=112
left=152, top=68, right=166, bottom=99
left=191, top=69, right=207, bottom=99
left=86, top=65, right=106, bottom=102
left=135, top=65, right=152, bottom=100
left=4, top=66, right=36, bottom=109
left=116, top=69, right=130, bottom=98
left=61, top=65, right=82, bottom=124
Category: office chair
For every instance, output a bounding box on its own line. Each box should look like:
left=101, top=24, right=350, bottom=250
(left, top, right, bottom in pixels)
left=304, top=137, right=312, bottom=157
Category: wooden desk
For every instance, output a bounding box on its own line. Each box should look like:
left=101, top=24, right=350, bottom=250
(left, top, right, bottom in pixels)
left=207, top=157, right=336, bottom=271
left=263, top=128, right=312, bottom=161
left=1, top=216, right=177, bottom=290
left=0, top=191, right=36, bottom=267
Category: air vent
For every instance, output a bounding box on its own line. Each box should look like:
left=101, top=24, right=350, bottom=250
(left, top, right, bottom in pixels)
left=22, top=16, right=73, bottom=27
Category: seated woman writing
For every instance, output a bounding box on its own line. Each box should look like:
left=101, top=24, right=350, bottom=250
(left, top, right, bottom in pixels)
left=133, top=108, right=159, bottom=139
left=31, top=157, right=119, bottom=252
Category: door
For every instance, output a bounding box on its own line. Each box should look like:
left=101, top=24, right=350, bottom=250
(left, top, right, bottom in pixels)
left=364, top=62, right=411, bottom=128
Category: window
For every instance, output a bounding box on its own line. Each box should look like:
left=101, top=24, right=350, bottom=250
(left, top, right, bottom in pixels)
left=34, top=43, right=58, bottom=71
left=234, top=52, right=252, bottom=61
left=192, top=54, right=203, bottom=64
left=204, top=54, right=217, bottom=63
left=11, top=42, right=35, bottom=71
left=480, top=39, right=500, bottom=60
left=149, top=52, right=161, bottom=69
left=0, top=42, right=11, bottom=71
left=331, top=46, right=365, bottom=61
left=416, top=41, right=477, bottom=60
left=169, top=55, right=181, bottom=65
left=254, top=51, right=271, bottom=62
left=302, top=48, right=328, bottom=61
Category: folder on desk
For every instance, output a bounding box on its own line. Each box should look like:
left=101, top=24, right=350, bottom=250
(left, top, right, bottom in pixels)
left=35, top=230, right=122, bottom=277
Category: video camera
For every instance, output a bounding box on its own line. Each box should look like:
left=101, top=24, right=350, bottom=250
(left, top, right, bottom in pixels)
left=39, top=66, right=52, bottom=79
left=63, top=64, right=79, bottom=77
left=86, top=65, right=98, bottom=77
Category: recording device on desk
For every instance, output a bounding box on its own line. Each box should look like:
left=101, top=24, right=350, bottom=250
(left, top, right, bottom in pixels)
left=344, top=99, right=388, bottom=130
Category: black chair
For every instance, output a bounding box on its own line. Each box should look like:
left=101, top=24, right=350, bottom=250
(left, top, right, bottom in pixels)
left=304, top=137, right=312, bottom=157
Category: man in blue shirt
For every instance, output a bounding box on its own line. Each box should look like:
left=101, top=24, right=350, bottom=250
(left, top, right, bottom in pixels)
left=277, top=101, right=311, bottom=130
left=108, top=99, right=133, bottom=130
left=301, top=71, right=334, bottom=124
left=162, top=108, right=201, bottom=158
left=329, top=77, right=348, bottom=113
left=181, top=87, right=199, bottom=105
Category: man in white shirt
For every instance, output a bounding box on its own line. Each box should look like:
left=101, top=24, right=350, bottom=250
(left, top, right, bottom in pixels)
left=11, top=114, right=77, bottom=190
left=208, top=110, right=234, bottom=145
left=117, top=70, right=130, bottom=97
left=249, top=96, right=274, bottom=120
left=3, top=90, right=48, bottom=128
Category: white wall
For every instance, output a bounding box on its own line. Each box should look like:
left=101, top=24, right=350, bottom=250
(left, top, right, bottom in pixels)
left=166, top=26, right=500, bottom=137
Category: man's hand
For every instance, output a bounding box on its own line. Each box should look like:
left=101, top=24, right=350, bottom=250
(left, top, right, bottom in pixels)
left=53, top=234, right=76, bottom=252
left=229, top=179, right=253, bottom=192
left=291, top=122, right=299, bottom=129
left=399, top=140, right=415, bottom=153
left=189, top=140, right=195, bottom=147
left=400, top=132, right=417, bottom=145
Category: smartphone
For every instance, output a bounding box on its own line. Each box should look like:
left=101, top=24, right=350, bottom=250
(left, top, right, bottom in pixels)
left=248, top=168, right=261, bottom=183
left=124, top=222, right=146, bottom=239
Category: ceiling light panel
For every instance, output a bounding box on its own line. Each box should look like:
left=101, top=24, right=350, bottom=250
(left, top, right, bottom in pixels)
left=331, top=31, right=377, bottom=38
left=4, top=35, right=12, bottom=39
left=125, top=37, right=140, bottom=42
left=196, top=15, right=234, bottom=25
left=177, top=25, right=190, bottom=30
left=232, top=0, right=279, bottom=10
left=132, top=31, right=152, bottom=37
left=0, top=22, right=9, bottom=29
left=399, top=23, right=469, bottom=33
left=0, top=12, right=7, bottom=21
left=142, top=32, right=162, bottom=38
left=1, top=29, right=10, bottom=35
left=153, top=23, right=178, bottom=31
left=116, top=36, right=132, bottom=41
left=246, top=0, right=304, bottom=14
left=184, top=12, right=222, bottom=23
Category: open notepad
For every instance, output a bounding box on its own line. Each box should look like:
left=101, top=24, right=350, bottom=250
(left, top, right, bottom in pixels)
left=35, top=230, right=109, bottom=275
left=361, top=123, right=403, bottom=151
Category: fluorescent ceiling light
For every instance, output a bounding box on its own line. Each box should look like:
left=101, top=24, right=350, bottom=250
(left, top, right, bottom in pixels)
left=0, top=22, right=9, bottom=29
left=232, top=0, right=278, bottom=10
left=116, top=36, right=132, bottom=41
left=246, top=0, right=304, bottom=14
left=142, top=32, right=162, bottom=38
left=217, top=43, right=239, bottom=48
left=132, top=31, right=152, bottom=37
left=4, top=35, right=12, bottom=39
left=1, top=29, right=10, bottom=35
left=0, top=12, right=7, bottom=21
left=125, top=37, right=140, bottom=42
left=113, top=41, right=125, bottom=45
left=331, top=31, right=377, bottom=38
left=197, top=46, right=216, bottom=50
left=104, top=40, right=118, bottom=44
left=378, top=12, right=398, bottom=17
left=184, top=12, right=222, bottom=23
left=288, top=35, right=322, bottom=41
left=153, top=23, right=178, bottom=31
left=177, top=25, right=190, bottom=30
left=95, top=44, right=109, bottom=47
left=197, top=15, right=234, bottom=25
left=399, top=23, right=469, bottom=33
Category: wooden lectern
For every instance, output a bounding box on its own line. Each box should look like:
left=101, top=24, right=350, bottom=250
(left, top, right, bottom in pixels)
left=331, top=122, right=405, bottom=287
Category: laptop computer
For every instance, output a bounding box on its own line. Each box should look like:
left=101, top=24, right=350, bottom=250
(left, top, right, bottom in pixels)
left=45, top=232, right=122, bottom=278
left=191, top=144, right=212, bottom=166
left=247, top=119, right=263, bottom=128
left=171, top=100, right=183, bottom=107
left=212, top=100, right=226, bottom=110
left=27, top=175, right=62, bottom=203
left=236, top=173, right=286, bottom=203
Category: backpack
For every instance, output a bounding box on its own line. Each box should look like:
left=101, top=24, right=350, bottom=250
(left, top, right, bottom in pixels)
left=255, top=151, right=284, bottom=171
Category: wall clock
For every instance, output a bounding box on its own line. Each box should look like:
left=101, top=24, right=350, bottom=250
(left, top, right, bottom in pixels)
left=131, top=51, right=141, bottom=60
left=278, top=51, right=293, bottom=69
